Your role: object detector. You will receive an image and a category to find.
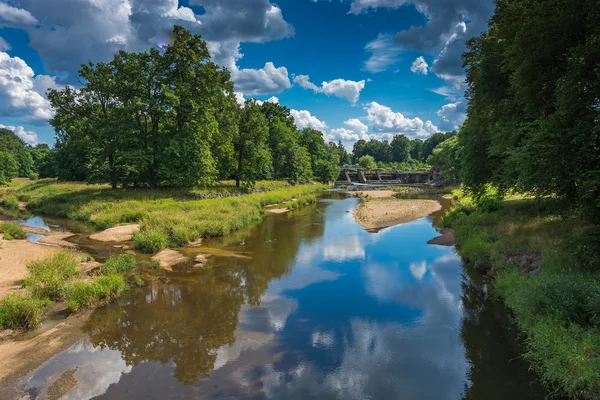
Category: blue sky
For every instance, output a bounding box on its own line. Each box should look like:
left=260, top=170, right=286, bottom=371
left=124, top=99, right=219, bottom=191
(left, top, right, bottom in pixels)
left=0, top=0, right=494, bottom=147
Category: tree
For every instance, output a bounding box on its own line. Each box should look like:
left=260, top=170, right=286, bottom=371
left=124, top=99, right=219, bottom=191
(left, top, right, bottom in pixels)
left=0, top=151, right=18, bottom=184
left=235, top=100, right=271, bottom=189
left=358, top=155, right=377, bottom=170
left=287, top=144, right=313, bottom=184
left=0, top=128, right=34, bottom=177
left=427, top=136, right=462, bottom=181
left=391, top=135, right=410, bottom=163
left=29, top=144, right=57, bottom=178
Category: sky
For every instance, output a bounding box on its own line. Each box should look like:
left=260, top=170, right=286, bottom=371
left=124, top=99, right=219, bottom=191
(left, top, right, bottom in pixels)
left=0, top=0, right=495, bottom=148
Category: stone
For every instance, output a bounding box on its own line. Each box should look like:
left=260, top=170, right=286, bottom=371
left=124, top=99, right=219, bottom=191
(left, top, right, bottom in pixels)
left=89, top=224, right=140, bottom=242
left=151, top=249, right=188, bottom=271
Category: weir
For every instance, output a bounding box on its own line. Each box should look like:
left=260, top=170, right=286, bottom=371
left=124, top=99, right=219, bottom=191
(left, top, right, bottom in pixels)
left=337, top=167, right=433, bottom=185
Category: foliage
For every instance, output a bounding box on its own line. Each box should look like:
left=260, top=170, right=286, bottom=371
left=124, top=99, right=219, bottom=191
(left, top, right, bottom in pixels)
left=0, top=222, right=27, bottom=240
left=287, top=144, right=313, bottom=183
left=24, top=253, right=80, bottom=300
left=0, top=294, right=45, bottom=330
left=443, top=191, right=600, bottom=398
left=460, top=0, right=600, bottom=216
left=358, top=155, right=377, bottom=170
left=133, top=230, right=168, bottom=254
left=0, top=151, right=19, bottom=185
left=100, top=254, right=137, bottom=274
left=67, top=274, right=127, bottom=312
left=28, top=144, right=57, bottom=179
left=0, top=128, right=34, bottom=178
left=427, top=135, right=462, bottom=181
left=235, top=100, right=271, bottom=189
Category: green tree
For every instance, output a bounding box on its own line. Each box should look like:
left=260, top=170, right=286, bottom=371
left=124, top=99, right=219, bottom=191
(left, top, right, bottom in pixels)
left=0, top=128, right=34, bottom=177
left=390, top=134, right=410, bottom=163
left=235, top=100, right=271, bottom=189
left=427, top=135, right=462, bottom=181
left=0, top=151, right=18, bottom=184
left=287, top=144, right=313, bottom=183
left=29, top=144, right=57, bottom=178
left=358, top=154, right=377, bottom=170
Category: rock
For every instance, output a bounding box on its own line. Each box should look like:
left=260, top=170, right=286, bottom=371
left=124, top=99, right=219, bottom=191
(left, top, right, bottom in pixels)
left=267, top=208, right=289, bottom=214
left=38, top=232, right=76, bottom=248
left=509, top=251, right=542, bottom=275
left=427, top=228, right=456, bottom=246
left=187, top=238, right=203, bottom=247
left=89, top=224, right=140, bottom=242
left=80, top=261, right=102, bottom=276
left=151, top=249, right=189, bottom=271
left=193, top=253, right=212, bottom=268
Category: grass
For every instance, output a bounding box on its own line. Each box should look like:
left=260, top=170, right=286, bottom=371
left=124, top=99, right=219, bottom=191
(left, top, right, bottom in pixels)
left=100, top=254, right=136, bottom=274
left=0, top=222, right=27, bottom=240
left=67, top=274, right=127, bottom=312
left=0, top=294, right=45, bottom=330
left=442, top=190, right=600, bottom=399
left=24, top=253, right=79, bottom=300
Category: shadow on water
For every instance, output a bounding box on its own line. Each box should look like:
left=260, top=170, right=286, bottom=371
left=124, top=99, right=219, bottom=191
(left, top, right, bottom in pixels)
left=12, top=194, right=559, bottom=399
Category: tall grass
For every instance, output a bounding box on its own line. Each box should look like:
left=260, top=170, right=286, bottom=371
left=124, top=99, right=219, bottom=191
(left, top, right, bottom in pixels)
left=24, top=253, right=79, bottom=300
left=0, top=222, right=27, bottom=240
left=0, top=294, right=45, bottom=330
left=442, top=190, right=600, bottom=398
left=67, top=274, right=127, bottom=312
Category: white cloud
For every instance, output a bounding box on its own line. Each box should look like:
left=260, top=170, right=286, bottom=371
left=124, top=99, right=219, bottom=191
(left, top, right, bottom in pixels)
left=255, top=96, right=280, bottom=106
left=428, top=86, right=458, bottom=100
left=0, top=124, right=38, bottom=145
left=234, top=91, right=246, bottom=106
left=330, top=118, right=369, bottom=142
left=293, top=75, right=366, bottom=104
left=0, top=2, right=38, bottom=25
left=290, top=109, right=327, bottom=131
left=0, top=52, right=58, bottom=121
left=0, top=36, right=10, bottom=51
left=436, top=99, right=466, bottom=130
left=365, top=101, right=439, bottom=138
left=364, top=34, right=401, bottom=73
left=208, top=40, right=291, bottom=95
left=410, top=56, right=428, bottom=75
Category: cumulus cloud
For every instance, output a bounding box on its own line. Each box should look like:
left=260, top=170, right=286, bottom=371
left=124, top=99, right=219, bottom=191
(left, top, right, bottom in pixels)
left=293, top=75, right=366, bottom=104
left=290, top=109, right=328, bottom=131
left=0, top=36, right=10, bottom=51
left=0, top=51, right=58, bottom=121
left=0, top=2, right=38, bottom=25
left=255, top=96, right=280, bottom=106
left=0, top=124, right=38, bottom=145
left=436, top=99, right=466, bottom=130
left=410, top=56, right=428, bottom=75
left=349, top=0, right=494, bottom=91
left=5, top=0, right=294, bottom=81
left=208, top=40, right=291, bottom=95
left=364, top=33, right=401, bottom=73
left=330, top=118, right=369, bottom=141
left=365, top=101, right=438, bottom=138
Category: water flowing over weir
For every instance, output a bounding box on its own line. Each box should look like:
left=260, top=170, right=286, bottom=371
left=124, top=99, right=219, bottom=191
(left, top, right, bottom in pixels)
left=10, top=194, right=555, bottom=399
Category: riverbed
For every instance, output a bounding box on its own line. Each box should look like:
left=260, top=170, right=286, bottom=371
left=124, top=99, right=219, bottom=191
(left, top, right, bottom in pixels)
left=1, top=194, right=553, bottom=399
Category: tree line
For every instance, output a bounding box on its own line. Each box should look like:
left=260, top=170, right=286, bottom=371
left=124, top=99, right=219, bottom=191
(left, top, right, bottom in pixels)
left=38, top=26, right=346, bottom=190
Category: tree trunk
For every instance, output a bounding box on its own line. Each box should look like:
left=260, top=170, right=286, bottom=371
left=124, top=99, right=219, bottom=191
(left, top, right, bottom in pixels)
left=108, top=153, right=117, bottom=190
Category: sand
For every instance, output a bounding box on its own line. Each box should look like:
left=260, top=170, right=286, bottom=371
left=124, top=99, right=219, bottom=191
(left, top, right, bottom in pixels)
left=0, top=239, right=64, bottom=297
left=353, top=195, right=441, bottom=231
left=89, top=224, right=139, bottom=242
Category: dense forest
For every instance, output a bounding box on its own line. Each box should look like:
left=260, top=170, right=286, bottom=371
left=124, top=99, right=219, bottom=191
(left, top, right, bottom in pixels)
left=0, top=26, right=458, bottom=189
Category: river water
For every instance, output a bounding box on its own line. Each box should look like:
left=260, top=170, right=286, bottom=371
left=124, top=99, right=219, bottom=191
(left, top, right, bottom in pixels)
left=19, top=194, right=549, bottom=399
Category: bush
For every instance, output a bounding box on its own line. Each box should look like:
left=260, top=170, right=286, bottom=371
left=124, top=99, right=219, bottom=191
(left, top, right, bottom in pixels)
left=460, top=237, right=492, bottom=271
left=568, top=226, right=600, bottom=271
left=28, top=173, right=39, bottom=181
left=0, top=294, right=45, bottom=330
left=0, top=222, right=27, bottom=240
left=133, top=230, right=168, bottom=253
left=67, top=274, right=127, bottom=312
left=24, top=253, right=79, bottom=300
left=0, top=195, right=19, bottom=210
left=100, top=253, right=136, bottom=274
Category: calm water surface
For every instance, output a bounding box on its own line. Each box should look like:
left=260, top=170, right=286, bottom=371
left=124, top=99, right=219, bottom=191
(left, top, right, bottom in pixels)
left=22, top=195, right=549, bottom=399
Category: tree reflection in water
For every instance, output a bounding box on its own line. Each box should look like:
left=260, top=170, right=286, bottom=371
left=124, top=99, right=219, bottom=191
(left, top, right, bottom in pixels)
left=82, top=204, right=325, bottom=385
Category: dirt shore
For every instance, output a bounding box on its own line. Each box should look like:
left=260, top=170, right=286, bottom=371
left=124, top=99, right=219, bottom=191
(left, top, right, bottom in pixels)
left=0, top=239, right=64, bottom=297
left=352, top=191, right=441, bottom=231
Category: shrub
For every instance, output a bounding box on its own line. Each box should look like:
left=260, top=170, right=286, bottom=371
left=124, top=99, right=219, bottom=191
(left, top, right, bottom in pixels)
left=568, top=226, right=600, bottom=271
left=0, top=294, right=45, bottom=330
left=24, top=253, right=79, bottom=300
left=0, top=196, right=19, bottom=210
left=476, top=194, right=502, bottom=213
left=460, top=237, right=492, bottom=271
left=133, top=230, right=168, bottom=253
left=67, top=274, right=127, bottom=312
left=28, top=173, right=39, bottom=181
left=0, top=222, right=27, bottom=240
left=100, top=254, right=136, bottom=274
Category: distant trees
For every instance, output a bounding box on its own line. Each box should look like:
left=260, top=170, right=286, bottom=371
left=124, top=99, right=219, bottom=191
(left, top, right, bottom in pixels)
left=460, top=0, right=600, bottom=219
left=47, top=26, right=342, bottom=189
left=358, top=155, right=377, bottom=170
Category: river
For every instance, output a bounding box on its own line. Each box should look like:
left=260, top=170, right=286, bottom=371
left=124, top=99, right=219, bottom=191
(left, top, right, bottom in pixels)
left=15, top=194, right=550, bottom=399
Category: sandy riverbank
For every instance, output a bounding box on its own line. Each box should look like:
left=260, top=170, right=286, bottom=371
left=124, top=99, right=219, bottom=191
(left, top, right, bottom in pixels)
left=351, top=190, right=442, bottom=231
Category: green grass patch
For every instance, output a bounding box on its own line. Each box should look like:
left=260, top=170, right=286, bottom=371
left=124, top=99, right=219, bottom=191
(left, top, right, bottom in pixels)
left=0, top=195, right=18, bottom=210
left=0, top=222, right=27, bottom=240
left=443, top=190, right=600, bottom=398
left=100, top=254, right=136, bottom=274
left=24, top=253, right=79, bottom=300
left=133, top=230, right=168, bottom=253
left=0, top=294, right=45, bottom=330
left=67, top=274, right=127, bottom=312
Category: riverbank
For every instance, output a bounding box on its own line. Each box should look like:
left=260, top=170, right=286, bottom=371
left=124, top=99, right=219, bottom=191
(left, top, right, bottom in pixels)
left=0, top=180, right=326, bottom=253
left=442, top=190, right=600, bottom=399
left=350, top=190, right=442, bottom=231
